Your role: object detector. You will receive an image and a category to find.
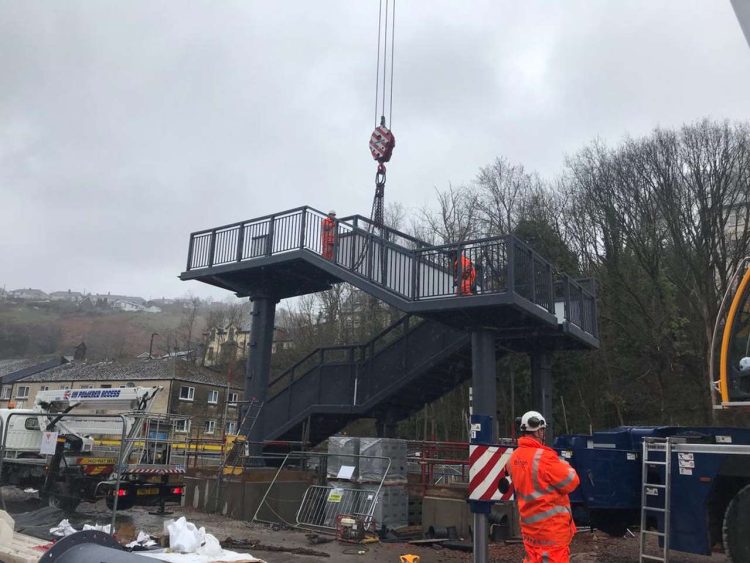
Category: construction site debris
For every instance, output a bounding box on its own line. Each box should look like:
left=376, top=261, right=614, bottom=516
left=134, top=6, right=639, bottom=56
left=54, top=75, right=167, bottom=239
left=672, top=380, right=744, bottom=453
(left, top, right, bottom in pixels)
left=222, top=536, right=330, bottom=558
left=125, top=531, right=158, bottom=549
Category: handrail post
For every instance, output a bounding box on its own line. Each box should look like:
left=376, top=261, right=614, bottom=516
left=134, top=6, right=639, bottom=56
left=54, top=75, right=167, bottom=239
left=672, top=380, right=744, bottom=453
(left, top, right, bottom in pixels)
left=564, top=276, right=571, bottom=323
left=236, top=223, right=245, bottom=262
left=529, top=251, right=536, bottom=303
left=411, top=251, right=420, bottom=301
left=547, top=263, right=554, bottom=314
left=186, top=235, right=195, bottom=271
left=332, top=219, right=341, bottom=264
left=208, top=230, right=217, bottom=268
left=506, top=237, right=515, bottom=293
left=266, top=216, right=275, bottom=256
left=299, top=208, right=307, bottom=250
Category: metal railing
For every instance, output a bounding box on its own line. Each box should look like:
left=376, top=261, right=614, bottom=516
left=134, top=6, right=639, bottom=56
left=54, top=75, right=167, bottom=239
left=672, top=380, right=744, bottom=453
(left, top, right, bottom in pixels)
left=183, top=207, right=597, bottom=336
left=253, top=451, right=392, bottom=533
left=263, top=316, right=467, bottom=440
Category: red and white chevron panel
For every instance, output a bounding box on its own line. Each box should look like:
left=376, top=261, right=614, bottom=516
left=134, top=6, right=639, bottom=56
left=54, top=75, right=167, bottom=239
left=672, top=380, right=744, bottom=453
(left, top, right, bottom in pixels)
left=468, top=445, right=514, bottom=501
left=124, top=465, right=186, bottom=475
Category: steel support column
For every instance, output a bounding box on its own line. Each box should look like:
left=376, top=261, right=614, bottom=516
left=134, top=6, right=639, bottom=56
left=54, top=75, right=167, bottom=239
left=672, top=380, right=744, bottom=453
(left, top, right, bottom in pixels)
left=375, top=409, right=399, bottom=438
left=471, top=328, right=496, bottom=563
left=530, top=351, right=554, bottom=438
left=243, top=293, right=277, bottom=456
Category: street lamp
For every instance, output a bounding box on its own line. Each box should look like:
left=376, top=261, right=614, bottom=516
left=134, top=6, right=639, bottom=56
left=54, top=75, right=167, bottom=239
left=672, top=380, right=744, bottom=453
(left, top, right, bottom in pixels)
left=149, top=332, right=159, bottom=359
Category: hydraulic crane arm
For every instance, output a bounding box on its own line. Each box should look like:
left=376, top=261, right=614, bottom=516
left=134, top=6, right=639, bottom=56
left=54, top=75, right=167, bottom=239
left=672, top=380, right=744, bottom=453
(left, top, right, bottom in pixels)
left=714, top=258, right=750, bottom=407
left=731, top=0, right=750, bottom=48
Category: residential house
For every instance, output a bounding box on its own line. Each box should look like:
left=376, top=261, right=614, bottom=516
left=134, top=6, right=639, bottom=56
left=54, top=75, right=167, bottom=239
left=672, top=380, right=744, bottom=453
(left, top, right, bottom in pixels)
left=9, top=288, right=49, bottom=301
left=203, top=323, right=294, bottom=367
left=0, top=357, right=70, bottom=402
left=0, top=358, right=243, bottom=438
left=202, top=323, right=251, bottom=368
left=49, top=290, right=84, bottom=303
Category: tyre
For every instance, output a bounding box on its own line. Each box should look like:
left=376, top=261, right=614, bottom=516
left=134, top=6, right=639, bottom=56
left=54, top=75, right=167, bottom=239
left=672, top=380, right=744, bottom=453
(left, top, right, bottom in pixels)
left=105, top=496, right=134, bottom=510
left=723, top=483, right=750, bottom=562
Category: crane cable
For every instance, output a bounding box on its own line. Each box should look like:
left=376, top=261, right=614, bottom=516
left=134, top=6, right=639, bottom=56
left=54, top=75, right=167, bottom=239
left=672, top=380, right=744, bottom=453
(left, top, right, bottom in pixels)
left=368, top=0, right=396, bottom=231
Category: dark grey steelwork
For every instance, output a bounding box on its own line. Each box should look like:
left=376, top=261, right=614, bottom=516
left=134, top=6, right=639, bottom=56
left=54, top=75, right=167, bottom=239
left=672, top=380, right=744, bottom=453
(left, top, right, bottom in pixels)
left=471, top=328, right=497, bottom=563
left=263, top=316, right=470, bottom=445
left=531, top=351, right=554, bottom=438
left=39, top=530, right=151, bottom=563
left=180, top=206, right=599, bottom=348
left=243, top=293, right=277, bottom=448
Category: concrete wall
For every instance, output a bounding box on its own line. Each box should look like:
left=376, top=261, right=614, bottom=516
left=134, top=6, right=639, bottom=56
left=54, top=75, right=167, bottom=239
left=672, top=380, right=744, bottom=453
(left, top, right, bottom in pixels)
left=185, top=470, right=315, bottom=523
left=421, top=486, right=519, bottom=540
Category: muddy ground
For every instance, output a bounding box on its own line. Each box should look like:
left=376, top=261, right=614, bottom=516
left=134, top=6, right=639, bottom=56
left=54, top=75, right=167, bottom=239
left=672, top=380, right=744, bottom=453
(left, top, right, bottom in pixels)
left=0, top=488, right=726, bottom=562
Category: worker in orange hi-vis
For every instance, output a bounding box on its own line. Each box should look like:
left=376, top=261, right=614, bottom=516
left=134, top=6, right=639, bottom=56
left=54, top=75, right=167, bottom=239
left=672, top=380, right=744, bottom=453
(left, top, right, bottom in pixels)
left=507, top=411, right=580, bottom=563
left=321, top=210, right=337, bottom=260
left=453, top=252, right=476, bottom=296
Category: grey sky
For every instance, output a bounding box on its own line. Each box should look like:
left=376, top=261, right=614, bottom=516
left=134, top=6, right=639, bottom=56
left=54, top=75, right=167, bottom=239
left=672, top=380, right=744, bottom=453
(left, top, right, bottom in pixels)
left=1, top=1, right=748, bottom=301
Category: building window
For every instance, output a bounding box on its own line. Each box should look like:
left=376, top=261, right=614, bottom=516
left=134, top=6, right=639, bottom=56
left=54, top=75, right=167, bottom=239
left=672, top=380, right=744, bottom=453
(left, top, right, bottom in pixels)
left=16, top=386, right=30, bottom=399
left=208, top=390, right=219, bottom=404
left=61, top=385, right=70, bottom=390
left=228, top=392, right=239, bottom=405
left=179, top=386, right=195, bottom=401
left=40, top=386, right=49, bottom=392
left=101, top=384, right=111, bottom=388
left=204, top=420, right=216, bottom=435
left=226, top=421, right=237, bottom=434
left=175, top=419, right=191, bottom=433
left=0, top=387, right=11, bottom=400
left=80, top=384, right=92, bottom=389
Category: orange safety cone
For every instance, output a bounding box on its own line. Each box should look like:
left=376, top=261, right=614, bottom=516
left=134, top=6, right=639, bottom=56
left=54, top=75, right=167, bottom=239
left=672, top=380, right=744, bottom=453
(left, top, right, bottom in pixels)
left=400, top=556, right=420, bottom=563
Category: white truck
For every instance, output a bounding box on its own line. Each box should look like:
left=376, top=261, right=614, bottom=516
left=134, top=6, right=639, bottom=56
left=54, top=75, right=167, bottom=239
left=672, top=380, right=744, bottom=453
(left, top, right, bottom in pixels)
left=0, top=387, right=185, bottom=512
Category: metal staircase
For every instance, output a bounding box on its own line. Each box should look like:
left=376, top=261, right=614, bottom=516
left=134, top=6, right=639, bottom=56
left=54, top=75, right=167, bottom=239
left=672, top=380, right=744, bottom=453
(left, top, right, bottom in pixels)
left=260, top=315, right=476, bottom=445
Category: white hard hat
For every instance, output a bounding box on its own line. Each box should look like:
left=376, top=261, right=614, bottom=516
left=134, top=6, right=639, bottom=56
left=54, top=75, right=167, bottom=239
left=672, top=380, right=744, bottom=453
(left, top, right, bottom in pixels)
left=328, top=209, right=336, bottom=216
left=520, top=410, right=547, bottom=432
left=740, top=357, right=750, bottom=371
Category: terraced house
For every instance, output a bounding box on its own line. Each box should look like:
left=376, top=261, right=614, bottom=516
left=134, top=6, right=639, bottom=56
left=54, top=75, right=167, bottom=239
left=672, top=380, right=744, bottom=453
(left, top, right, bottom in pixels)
left=0, top=357, right=242, bottom=438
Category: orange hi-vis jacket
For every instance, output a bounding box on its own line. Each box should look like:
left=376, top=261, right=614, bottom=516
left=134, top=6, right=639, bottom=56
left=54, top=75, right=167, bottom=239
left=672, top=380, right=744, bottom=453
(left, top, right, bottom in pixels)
left=453, top=255, right=476, bottom=295
left=508, top=436, right=580, bottom=548
left=321, top=216, right=336, bottom=259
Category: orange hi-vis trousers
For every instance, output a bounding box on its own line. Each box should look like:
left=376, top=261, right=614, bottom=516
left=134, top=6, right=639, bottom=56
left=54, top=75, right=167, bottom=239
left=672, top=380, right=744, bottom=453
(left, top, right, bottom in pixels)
left=523, top=544, right=570, bottom=563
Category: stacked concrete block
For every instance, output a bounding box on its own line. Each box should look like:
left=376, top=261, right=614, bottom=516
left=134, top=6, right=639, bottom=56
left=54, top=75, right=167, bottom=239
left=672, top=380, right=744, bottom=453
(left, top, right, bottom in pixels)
left=358, top=438, right=408, bottom=483
left=358, top=483, right=409, bottom=530
left=326, top=436, right=360, bottom=481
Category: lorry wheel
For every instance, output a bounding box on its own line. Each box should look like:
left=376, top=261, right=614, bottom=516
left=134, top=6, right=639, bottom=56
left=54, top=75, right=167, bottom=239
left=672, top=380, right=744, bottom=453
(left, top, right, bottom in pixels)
left=723, top=484, right=750, bottom=562
left=105, top=496, right=134, bottom=510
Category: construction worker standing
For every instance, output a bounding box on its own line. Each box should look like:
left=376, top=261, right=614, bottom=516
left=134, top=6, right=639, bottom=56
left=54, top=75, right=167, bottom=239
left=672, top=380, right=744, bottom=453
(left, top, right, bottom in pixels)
left=453, top=251, right=476, bottom=296
left=507, top=411, right=579, bottom=563
left=321, top=210, right=337, bottom=260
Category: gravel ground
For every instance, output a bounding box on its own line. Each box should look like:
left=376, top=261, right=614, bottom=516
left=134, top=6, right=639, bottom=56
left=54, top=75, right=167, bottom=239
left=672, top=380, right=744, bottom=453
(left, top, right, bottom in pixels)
left=0, top=488, right=728, bottom=562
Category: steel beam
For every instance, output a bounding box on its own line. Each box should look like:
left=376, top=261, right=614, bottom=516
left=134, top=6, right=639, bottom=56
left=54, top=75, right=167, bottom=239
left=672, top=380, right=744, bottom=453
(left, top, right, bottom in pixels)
left=530, top=351, right=554, bottom=438
left=244, top=292, right=277, bottom=455
left=471, top=328, right=497, bottom=563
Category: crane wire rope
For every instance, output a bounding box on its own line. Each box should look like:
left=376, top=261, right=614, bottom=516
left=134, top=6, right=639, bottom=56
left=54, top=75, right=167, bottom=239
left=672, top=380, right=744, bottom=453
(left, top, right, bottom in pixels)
left=354, top=0, right=396, bottom=272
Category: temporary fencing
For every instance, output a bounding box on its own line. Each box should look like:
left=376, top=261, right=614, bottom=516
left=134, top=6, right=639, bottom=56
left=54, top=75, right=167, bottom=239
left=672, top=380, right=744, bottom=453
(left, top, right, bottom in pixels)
left=252, top=451, right=392, bottom=533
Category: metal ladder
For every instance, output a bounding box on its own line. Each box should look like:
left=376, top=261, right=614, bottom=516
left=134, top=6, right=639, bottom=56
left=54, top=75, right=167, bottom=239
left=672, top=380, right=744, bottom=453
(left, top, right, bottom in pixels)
left=639, top=437, right=672, bottom=562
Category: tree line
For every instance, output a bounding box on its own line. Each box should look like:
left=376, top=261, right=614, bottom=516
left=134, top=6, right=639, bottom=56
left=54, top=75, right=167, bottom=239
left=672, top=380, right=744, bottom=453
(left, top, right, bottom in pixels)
left=271, top=119, right=750, bottom=439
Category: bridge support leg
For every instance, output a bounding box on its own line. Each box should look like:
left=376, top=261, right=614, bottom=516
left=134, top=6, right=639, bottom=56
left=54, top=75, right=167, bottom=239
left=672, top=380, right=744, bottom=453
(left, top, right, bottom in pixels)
left=375, top=410, right=398, bottom=438
left=471, top=328, right=497, bottom=563
left=530, top=351, right=554, bottom=439
left=243, top=293, right=277, bottom=461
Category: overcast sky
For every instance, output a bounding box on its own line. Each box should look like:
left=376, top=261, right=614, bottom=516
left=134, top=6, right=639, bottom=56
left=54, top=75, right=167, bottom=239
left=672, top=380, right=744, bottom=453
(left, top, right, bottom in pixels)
left=1, top=1, right=748, bottom=301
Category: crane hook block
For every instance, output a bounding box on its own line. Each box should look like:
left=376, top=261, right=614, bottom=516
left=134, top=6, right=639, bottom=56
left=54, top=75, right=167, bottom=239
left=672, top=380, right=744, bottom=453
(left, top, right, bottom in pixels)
left=369, top=125, right=395, bottom=163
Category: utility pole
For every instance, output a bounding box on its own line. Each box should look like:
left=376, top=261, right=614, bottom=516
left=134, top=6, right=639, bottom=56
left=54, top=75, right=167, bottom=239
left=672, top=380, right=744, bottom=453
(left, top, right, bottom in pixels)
left=149, top=332, right=159, bottom=359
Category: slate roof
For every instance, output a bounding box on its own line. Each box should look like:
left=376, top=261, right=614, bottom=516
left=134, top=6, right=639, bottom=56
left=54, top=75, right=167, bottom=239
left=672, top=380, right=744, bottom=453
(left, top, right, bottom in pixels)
left=21, top=358, right=233, bottom=387
left=0, top=358, right=66, bottom=384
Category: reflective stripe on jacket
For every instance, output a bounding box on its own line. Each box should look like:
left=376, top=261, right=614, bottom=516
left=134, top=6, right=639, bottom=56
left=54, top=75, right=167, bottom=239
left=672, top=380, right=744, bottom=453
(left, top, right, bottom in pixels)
left=508, top=435, right=580, bottom=547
